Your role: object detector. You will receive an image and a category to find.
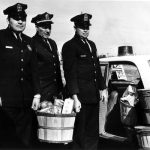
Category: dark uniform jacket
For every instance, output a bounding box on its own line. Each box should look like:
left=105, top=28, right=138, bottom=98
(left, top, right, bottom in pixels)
left=0, top=27, right=40, bottom=107
left=32, top=34, right=63, bottom=101
left=62, top=34, right=106, bottom=104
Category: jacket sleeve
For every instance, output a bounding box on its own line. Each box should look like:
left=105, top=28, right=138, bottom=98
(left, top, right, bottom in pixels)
left=93, top=42, right=106, bottom=90
left=53, top=41, right=64, bottom=93
left=62, top=42, right=79, bottom=96
left=30, top=42, right=41, bottom=95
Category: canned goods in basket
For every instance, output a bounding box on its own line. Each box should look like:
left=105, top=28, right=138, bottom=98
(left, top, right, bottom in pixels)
left=54, top=105, right=62, bottom=114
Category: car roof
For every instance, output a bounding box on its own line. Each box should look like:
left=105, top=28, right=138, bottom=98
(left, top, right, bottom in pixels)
left=99, top=55, right=150, bottom=63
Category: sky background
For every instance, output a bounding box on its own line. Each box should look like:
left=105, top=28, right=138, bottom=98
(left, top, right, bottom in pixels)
left=1, top=0, right=150, bottom=56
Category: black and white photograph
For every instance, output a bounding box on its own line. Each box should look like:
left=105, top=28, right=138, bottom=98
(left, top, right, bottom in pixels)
left=0, top=0, right=150, bottom=150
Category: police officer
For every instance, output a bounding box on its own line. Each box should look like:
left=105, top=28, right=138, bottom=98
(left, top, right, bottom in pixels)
left=0, top=3, right=41, bottom=148
left=62, top=13, right=108, bottom=150
left=31, top=12, right=63, bottom=103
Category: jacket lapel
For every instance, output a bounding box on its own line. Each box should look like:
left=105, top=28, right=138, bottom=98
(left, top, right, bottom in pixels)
left=74, top=35, right=92, bottom=54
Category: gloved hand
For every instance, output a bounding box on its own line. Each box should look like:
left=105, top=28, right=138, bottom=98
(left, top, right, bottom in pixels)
left=31, top=95, right=41, bottom=110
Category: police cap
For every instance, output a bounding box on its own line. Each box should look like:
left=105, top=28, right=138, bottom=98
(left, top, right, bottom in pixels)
left=3, top=3, right=27, bottom=21
left=71, top=13, right=92, bottom=29
left=31, top=12, right=53, bottom=28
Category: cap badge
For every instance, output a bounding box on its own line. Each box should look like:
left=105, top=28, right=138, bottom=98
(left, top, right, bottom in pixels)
left=45, top=13, right=50, bottom=20
left=17, top=4, right=22, bottom=12
left=84, top=14, right=88, bottom=21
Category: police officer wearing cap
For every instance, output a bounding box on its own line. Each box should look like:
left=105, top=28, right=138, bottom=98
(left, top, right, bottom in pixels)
left=31, top=12, right=63, bottom=103
left=0, top=3, right=41, bottom=148
left=62, top=13, right=108, bottom=150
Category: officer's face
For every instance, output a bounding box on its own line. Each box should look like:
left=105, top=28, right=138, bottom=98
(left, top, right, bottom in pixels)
left=36, top=26, right=51, bottom=39
left=8, top=17, right=26, bottom=32
left=76, top=27, right=89, bottom=38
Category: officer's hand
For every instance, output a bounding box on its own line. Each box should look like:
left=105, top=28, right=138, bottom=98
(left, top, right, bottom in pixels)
left=100, top=89, right=108, bottom=104
left=31, top=97, right=40, bottom=110
left=0, top=97, right=2, bottom=106
left=72, top=94, right=81, bottom=113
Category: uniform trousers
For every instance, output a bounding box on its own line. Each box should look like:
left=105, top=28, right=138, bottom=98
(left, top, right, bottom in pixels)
left=73, top=103, right=99, bottom=150
left=0, top=106, right=37, bottom=148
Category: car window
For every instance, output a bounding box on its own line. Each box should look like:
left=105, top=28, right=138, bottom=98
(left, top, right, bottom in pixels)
left=110, top=63, right=141, bottom=85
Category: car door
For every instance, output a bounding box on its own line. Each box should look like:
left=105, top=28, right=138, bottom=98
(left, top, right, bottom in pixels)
left=99, top=60, right=144, bottom=142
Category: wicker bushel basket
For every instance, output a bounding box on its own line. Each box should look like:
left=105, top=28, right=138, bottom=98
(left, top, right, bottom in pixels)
left=138, top=89, right=150, bottom=125
left=134, top=126, right=150, bottom=148
left=37, top=112, right=76, bottom=144
left=138, top=89, right=150, bottom=109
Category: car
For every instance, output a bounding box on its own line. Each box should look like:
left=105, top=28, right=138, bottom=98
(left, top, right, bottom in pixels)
left=99, top=55, right=150, bottom=146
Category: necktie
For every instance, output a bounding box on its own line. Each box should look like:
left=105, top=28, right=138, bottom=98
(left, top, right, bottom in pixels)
left=45, top=39, right=52, bottom=51
left=16, top=33, right=22, bottom=43
left=82, top=38, right=91, bottom=52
